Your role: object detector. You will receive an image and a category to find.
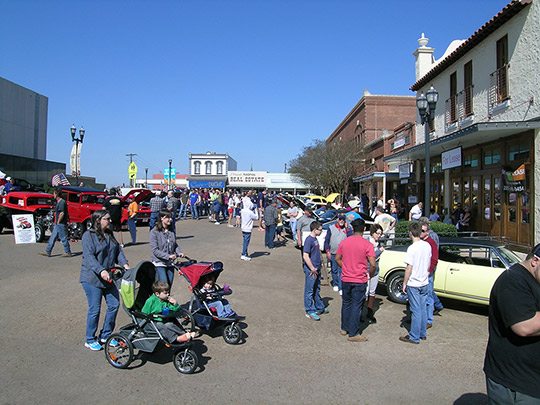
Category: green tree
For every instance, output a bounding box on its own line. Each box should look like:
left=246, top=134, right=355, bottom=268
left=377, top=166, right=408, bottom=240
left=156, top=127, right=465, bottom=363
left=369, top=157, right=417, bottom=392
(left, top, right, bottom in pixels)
left=288, top=139, right=364, bottom=195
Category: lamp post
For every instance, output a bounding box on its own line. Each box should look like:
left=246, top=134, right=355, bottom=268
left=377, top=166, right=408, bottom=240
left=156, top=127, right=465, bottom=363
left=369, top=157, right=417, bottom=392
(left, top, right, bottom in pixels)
left=168, top=159, right=172, bottom=190
left=145, top=168, right=148, bottom=189
left=70, top=125, right=85, bottom=185
left=416, top=85, right=438, bottom=214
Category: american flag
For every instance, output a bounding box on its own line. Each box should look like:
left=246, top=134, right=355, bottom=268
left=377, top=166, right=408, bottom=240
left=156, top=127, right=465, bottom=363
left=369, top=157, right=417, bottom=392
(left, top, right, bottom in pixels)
left=52, top=173, right=70, bottom=187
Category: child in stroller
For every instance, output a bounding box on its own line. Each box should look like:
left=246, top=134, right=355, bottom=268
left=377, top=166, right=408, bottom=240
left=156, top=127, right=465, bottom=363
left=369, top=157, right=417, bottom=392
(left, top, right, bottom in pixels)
left=200, top=275, right=236, bottom=318
left=141, top=280, right=199, bottom=344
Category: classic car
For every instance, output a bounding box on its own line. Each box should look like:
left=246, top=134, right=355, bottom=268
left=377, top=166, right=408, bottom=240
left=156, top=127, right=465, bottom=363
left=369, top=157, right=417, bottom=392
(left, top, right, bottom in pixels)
left=0, top=191, right=55, bottom=242
left=378, top=237, right=522, bottom=306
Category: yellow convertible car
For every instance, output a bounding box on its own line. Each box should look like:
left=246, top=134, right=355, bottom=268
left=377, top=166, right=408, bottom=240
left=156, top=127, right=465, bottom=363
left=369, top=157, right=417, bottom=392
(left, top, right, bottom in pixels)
left=378, top=237, right=522, bottom=305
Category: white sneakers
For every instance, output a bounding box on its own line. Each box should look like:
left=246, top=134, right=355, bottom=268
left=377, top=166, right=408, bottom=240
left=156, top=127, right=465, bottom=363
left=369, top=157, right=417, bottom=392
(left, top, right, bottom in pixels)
left=333, top=286, right=339, bottom=292
left=240, top=255, right=252, bottom=261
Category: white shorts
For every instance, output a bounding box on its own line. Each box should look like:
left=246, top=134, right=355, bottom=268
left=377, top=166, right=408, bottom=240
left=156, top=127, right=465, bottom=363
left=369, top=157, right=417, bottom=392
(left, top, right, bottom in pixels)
left=367, top=274, right=380, bottom=297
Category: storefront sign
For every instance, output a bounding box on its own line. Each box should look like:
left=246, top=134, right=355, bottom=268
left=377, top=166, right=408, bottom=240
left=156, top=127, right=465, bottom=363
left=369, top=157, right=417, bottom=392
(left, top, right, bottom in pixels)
left=502, top=164, right=526, bottom=192
left=12, top=214, right=36, bottom=244
left=399, top=163, right=410, bottom=179
left=228, top=171, right=267, bottom=187
left=442, top=147, right=462, bottom=170
left=189, top=181, right=225, bottom=189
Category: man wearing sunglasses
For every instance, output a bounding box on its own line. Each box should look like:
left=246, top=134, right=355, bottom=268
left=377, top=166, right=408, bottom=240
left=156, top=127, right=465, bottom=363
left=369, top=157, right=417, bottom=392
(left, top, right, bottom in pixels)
left=484, top=243, right=540, bottom=403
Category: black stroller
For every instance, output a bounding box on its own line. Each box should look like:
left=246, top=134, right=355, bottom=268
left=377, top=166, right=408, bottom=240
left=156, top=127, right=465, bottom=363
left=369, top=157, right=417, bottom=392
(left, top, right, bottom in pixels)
left=176, top=259, right=243, bottom=344
left=103, top=261, right=199, bottom=374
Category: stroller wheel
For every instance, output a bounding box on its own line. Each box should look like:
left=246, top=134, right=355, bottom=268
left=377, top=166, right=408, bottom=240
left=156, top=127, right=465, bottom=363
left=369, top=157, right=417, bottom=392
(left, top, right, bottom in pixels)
left=173, top=348, right=198, bottom=374
left=104, top=333, right=134, bottom=369
left=223, top=323, right=242, bottom=345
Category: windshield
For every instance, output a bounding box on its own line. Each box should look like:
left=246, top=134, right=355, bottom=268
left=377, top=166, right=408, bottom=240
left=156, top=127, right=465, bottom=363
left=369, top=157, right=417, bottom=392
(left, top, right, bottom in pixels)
left=496, top=247, right=521, bottom=267
left=27, top=197, right=55, bottom=206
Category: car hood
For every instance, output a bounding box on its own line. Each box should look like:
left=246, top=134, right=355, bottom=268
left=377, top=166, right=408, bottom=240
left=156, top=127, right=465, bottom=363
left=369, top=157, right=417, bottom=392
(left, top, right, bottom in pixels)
left=122, top=189, right=152, bottom=204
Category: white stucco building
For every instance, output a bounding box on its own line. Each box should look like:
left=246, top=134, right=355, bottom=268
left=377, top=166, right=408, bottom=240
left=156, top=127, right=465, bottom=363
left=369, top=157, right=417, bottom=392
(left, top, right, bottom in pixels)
left=188, top=152, right=237, bottom=189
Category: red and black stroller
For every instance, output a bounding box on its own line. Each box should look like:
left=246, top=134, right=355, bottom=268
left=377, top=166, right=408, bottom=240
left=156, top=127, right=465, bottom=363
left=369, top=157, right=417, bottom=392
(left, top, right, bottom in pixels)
left=176, top=258, right=243, bottom=344
left=103, top=261, right=200, bottom=374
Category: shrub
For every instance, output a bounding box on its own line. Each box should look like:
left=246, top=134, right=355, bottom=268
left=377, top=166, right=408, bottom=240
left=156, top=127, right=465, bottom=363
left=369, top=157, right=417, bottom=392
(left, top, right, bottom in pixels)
left=394, top=220, right=457, bottom=244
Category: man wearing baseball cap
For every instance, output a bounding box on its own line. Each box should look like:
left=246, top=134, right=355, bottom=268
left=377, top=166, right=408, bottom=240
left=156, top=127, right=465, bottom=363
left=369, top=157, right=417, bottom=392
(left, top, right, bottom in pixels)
left=484, top=243, right=540, bottom=403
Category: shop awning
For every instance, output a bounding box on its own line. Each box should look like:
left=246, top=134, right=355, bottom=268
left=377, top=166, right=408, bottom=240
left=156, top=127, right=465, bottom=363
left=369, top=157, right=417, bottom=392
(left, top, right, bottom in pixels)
left=353, top=172, right=400, bottom=183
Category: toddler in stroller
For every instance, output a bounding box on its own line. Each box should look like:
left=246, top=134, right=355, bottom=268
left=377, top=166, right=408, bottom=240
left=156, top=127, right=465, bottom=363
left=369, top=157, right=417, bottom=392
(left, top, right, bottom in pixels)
left=200, top=275, right=236, bottom=318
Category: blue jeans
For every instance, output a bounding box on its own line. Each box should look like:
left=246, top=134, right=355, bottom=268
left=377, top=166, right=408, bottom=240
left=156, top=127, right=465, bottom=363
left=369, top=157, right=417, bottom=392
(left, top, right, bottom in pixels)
left=190, top=204, right=199, bottom=219
left=221, top=204, right=228, bottom=220
left=46, top=223, right=71, bottom=255
left=265, top=224, right=276, bottom=248
left=407, top=284, right=429, bottom=342
left=149, top=212, right=159, bottom=230
left=341, top=282, right=367, bottom=337
left=290, top=220, right=298, bottom=243
left=208, top=299, right=233, bottom=317
left=155, top=266, right=175, bottom=288
left=127, top=218, right=137, bottom=244
left=426, top=272, right=443, bottom=325
left=330, top=254, right=342, bottom=290
left=81, top=282, right=119, bottom=344
left=179, top=203, right=188, bottom=219
left=242, top=232, right=252, bottom=256
left=303, top=264, right=324, bottom=314
left=213, top=206, right=221, bottom=221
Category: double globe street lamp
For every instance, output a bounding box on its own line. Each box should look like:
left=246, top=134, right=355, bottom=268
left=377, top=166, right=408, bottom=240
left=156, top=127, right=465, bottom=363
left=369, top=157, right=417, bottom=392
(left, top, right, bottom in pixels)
left=416, top=85, right=439, bottom=215
left=70, top=125, right=85, bottom=185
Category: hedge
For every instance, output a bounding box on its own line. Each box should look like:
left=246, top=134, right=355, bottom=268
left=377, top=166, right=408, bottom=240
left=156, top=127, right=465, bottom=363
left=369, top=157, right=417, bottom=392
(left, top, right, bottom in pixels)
left=394, top=220, right=458, bottom=244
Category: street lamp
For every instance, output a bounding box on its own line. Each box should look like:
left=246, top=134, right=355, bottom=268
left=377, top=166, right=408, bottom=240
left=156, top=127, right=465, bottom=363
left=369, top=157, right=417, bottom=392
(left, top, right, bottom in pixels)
left=416, top=85, right=438, bottom=215
left=70, top=124, right=85, bottom=185
left=168, top=159, right=172, bottom=190
left=145, top=168, right=148, bottom=189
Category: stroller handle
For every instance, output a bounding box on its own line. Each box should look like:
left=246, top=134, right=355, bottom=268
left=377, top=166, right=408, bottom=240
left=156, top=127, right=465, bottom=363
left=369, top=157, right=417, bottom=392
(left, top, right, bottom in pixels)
left=175, top=256, right=197, bottom=268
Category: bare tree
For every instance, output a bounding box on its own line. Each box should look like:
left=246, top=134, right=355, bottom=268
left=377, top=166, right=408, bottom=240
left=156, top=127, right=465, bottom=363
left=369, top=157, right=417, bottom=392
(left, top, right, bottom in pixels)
left=289, top=139, right=364, bottom=195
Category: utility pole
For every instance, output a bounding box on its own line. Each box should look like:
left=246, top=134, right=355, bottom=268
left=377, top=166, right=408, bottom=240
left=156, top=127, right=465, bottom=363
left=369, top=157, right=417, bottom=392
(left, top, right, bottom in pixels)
left=126, top=153, right=137, bottom=187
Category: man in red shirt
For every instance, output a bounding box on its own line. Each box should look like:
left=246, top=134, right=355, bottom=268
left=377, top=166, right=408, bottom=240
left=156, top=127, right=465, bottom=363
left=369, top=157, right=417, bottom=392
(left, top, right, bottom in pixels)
left=335, top=218, right=376, bottom=342
left=421, top=222, right=439, bottom=329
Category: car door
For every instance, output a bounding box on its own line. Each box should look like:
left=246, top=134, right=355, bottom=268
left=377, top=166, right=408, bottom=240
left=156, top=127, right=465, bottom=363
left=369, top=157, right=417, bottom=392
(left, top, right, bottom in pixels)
left=441, top=245, right=505, bottom=304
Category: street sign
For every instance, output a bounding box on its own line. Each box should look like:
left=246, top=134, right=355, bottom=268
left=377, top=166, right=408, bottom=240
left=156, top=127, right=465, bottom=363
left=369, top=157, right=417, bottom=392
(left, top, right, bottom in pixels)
left=128, top=162, right=138, bottom=179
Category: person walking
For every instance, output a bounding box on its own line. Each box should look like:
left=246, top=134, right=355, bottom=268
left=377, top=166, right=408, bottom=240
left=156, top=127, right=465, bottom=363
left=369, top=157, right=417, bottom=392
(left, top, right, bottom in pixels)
left=287, top=201, right=299, bottom=243
left=150, top=210, right=185, bottom=287
left=166, top=190, right=179, bottom=234
left=149, top=191, right=165, bottom=229
left=484, top=244, right=540, bottom=403
left=303, top=221, right=326, bottom=321
left=335, top=218, right=376, bottom=341
left=240, top=198, right=259, bottom=261
left=179, top=191, right=189, bottom=220
left=103, top=188, right=125, bottom=247
left=324, top=213, right=352, bottom=295
left=263, top=199, right=279, bottom=249
left=189, top=189, right=200, bottom=220
left=399, top=222, right=431, bottom=344
left=40, top=187, right=72, bottom=257
left=80, top=210, right=130, bottom=351
left=126, top=197, right=138, bottom=245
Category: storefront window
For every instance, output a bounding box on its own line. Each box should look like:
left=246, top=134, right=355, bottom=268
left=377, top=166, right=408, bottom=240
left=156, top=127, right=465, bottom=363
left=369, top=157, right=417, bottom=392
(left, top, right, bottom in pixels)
left=484, top=207, right=490, bottom=220
left=464, top=153, right=479, bottom=168
left=484, top=193, right=491, bottom=205
left=494, top=192, right=502, bottom=205
left=508, top=142, right=530, bottom=161
left=453, top=181, right=460, bottom=192
left=508, top=208, right=516, bottom=222
left=522, top=192, right=530, bottom=206
left=484, top=148, right=501, bottom=166
left=494, top=177, right=501, bottom=191
left=472, top=179, right=479, bottom=192
left=464, top=180, right=470, bottom=191
left=494, top=208, right=501, bottom=221
left=464, top=193, right=470, bottom=206
left=508, top=193, right=517, bottom=206
left=484, top=178, right=491, bottom=191
left=522, top=209, right=530, bottom=224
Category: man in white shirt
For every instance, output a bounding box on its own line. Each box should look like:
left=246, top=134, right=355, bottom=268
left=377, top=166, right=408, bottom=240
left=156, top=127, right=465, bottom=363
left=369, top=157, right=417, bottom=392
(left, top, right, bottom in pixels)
left=409, top=202, right=423, bottom=221
left=240, top=196, right=259, bottom=261
left=374, top=205, right=396, bottom=242
left=399, top=221, right=431, bottom=344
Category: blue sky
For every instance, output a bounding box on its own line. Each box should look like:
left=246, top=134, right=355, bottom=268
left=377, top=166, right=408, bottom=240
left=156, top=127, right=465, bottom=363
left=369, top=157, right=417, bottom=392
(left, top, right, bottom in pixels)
left=1, top=0, right=510, bottom=187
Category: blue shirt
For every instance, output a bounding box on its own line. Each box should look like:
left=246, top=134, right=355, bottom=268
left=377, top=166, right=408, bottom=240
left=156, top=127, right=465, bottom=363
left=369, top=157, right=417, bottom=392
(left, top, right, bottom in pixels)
left=303, top=235, right=321, bottom=269
left=189, top=192, right=199, bottom=206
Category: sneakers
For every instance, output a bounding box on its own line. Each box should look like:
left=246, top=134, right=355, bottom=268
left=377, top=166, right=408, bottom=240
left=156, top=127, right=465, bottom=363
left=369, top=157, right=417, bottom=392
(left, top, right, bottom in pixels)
left=339, top=290, right=342, bottom=296
left=258, top=227, right=264, bottom=231
left=85, top=341, right=103, bottom=351
left=348, top=335, right=368, bottom=342
left=215, top=222, right=220, bottom=225
left=305, top=312, right=320, bottom=321
left=240, top=255, right=252, bottom=261
left=333, top=286, right=339, bottom=292
left=101, top=338, right=119, bottom=347
left=228, top=224, right=234, bottom=228
left=317, top=308, right=329, bottom=315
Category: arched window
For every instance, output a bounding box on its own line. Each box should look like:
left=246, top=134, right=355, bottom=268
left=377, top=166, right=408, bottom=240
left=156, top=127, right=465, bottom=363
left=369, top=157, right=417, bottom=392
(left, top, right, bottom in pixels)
left=194, top=161, right=201, bottom=175
left=216, top=161, right=223, bottom=175
left=205, top=161, right=212, bottom=175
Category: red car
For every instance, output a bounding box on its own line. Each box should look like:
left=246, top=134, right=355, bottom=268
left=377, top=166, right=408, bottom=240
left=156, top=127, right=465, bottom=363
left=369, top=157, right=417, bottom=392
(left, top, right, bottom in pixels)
left=0, top=191, right=56, bottom=242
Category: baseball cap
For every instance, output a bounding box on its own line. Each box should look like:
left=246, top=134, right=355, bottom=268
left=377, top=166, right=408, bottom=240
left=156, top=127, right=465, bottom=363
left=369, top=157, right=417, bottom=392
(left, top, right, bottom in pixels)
left=337, top=213, right=346, bottom=220
left=532, top=243, right=540, bottom=259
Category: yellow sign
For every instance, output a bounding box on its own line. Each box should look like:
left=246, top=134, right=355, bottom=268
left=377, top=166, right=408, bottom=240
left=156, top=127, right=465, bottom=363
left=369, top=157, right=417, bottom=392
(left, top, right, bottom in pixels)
left=128, top=162, right=137, bottom=179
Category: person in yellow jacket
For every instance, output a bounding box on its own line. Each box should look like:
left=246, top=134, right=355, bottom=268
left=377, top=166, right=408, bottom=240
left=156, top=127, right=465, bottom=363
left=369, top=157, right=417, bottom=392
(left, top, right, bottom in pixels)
left=127, top=198, right=138, bottom=245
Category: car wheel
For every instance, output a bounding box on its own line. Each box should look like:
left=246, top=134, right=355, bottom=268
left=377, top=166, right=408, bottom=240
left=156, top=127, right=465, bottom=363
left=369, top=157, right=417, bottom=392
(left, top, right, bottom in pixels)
left=35, top=223, right=45, bottom=243
left=386, top=270, right=408, bottom=304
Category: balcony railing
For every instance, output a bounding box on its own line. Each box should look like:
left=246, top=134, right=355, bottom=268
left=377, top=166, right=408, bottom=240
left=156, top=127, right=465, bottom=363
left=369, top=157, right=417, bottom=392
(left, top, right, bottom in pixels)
left=489, top=64, right=510, bottom=112
left=444, top=86, right=474, bottom=129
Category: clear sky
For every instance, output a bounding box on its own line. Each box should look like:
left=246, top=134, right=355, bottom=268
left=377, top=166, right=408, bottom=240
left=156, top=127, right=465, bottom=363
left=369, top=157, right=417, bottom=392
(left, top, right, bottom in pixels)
left=1, top=0, right=510, bottom=187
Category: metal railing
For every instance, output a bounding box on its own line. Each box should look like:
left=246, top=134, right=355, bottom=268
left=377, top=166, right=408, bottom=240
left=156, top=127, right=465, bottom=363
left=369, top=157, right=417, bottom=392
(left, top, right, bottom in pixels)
left=489, top=64, right=509, bottom=112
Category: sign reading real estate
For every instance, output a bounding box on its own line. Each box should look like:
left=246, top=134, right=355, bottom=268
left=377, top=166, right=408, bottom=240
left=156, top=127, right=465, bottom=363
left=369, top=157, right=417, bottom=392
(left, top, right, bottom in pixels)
left=12, top=214, right=36, bottom=244
left=228, top=171, right=267, bottom=187
left=442, top=147, right=462, bottom=170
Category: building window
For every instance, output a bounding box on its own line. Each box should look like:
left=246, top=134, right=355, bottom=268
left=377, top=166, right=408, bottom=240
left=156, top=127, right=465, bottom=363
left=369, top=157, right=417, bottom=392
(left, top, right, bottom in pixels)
left=449, top=71, right=458, bottom=124
left=216, top=161, right=223, bottom=175
left=464, top=153, right=478, bottom=168
left=194, top=161, right=201, bottom=175
left=205, top=161, right=212, bottom=175
left=489, top=35, right=509, bottom=110
left=508, top=142, right=529, bottom=161
left=484, top=148, right=501, bottom=166
left=464, top=61, right=473, bottom=117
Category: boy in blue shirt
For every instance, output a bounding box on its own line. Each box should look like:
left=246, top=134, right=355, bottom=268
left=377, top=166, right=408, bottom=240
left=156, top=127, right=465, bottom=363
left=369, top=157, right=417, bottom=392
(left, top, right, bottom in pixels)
left=303, top=221, right=327, bottom=320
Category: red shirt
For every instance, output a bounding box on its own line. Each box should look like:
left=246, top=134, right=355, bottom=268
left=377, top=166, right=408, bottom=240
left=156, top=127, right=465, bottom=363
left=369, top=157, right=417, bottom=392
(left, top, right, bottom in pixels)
left=336, top=236, right=375, bottom=283
left=425, top=236, right=439, bottom=274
